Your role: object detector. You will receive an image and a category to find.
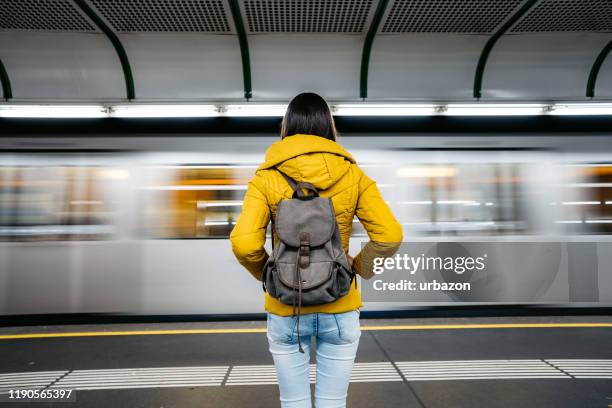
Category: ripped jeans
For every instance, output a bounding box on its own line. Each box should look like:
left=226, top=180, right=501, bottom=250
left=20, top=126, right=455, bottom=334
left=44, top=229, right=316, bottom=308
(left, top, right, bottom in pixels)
left=267, top=310, right=361, bottom=408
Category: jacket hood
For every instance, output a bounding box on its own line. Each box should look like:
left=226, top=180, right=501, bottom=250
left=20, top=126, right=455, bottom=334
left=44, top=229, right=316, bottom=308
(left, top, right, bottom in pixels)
left=258, top=134, right=356, bottom=190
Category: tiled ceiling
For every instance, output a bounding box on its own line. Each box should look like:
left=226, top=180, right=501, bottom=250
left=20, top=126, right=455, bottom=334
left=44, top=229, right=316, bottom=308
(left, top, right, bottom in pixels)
left=381, top=0, right=524, bottom=34
left=511, top=0, right=612, bottom=32
left=89, top=0, right=232, bottom=32
left=1, top=0, right=610, bottom=35
left=0, top=0, right=97, bottom=31
left=242, top=0, right=373, bottom=33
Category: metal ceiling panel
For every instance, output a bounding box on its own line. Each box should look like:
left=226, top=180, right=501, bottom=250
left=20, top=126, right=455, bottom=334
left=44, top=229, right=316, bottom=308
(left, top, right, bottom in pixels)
left=0, top=31, right=125, bottom=99
left=381, top=0, right=524, bottom=34
left=0, top=0, right=97, bottom=31
left=511, top=0, right=612, bottom=32
left=242, top=0, right=373, bottom=33
left=119, top=33, right=244, bottom=99
left=483, top=33, right=611, bottom=99
left=367, top=34, right=488, bottom=99
left=88, top=0, right=233, bottom=33
left=249, top=34, right=362, bottom=99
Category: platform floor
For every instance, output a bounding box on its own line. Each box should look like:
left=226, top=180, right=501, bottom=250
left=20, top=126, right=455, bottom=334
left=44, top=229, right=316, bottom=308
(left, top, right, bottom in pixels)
left=0, top=316, right=611, bottom=407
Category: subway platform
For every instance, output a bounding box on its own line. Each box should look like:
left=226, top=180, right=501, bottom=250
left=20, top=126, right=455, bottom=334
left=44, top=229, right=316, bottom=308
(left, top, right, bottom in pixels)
left=0, top=316, right=611, bottom=408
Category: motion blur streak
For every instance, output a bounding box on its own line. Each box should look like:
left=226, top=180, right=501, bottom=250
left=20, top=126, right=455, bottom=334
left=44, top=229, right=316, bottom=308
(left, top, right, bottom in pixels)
left=0, top=135, right=611, bottom=316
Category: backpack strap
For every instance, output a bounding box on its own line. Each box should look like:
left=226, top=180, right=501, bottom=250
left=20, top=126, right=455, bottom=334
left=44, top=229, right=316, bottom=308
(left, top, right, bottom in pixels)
left=277, top=169, right=298, bottom=190
left=264, top=203, right=275, bottom=293
left=276, top=169, right=319, bottom=199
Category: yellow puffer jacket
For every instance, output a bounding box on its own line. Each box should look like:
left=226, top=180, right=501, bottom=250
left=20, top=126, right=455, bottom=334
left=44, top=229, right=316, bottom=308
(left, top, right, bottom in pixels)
left=230, top=134, right=403, bottom=316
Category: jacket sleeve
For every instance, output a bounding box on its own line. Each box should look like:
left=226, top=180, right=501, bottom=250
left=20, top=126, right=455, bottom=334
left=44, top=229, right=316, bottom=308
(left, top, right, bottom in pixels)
left=229, top=172, right=270, bottom=281
left=352, top=168, right=403, bottom=280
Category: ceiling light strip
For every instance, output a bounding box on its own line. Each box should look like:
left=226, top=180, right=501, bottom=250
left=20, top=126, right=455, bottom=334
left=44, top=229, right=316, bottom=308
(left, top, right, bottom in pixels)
left=1, top=103, right=612, bottom=118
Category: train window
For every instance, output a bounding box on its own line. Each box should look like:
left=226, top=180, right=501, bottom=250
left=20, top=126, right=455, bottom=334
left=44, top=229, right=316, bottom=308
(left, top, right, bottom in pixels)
left=0, top=163, right=119, bottom=241
left=556, top=164, right=612, bottom=234
left=390, top=163, right=533, bottom=236
left=140, top=163, right=371, bottom=239
left=141, top=165, right=255, bottom=238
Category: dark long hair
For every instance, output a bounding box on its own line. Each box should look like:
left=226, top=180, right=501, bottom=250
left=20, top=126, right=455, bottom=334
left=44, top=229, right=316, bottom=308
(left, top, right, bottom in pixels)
left=280, top=93, right=337, bottom=141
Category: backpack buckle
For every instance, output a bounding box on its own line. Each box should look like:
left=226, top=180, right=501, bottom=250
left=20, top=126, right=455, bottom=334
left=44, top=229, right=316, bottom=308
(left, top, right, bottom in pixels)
left=299, top=232, right=310, bottom=268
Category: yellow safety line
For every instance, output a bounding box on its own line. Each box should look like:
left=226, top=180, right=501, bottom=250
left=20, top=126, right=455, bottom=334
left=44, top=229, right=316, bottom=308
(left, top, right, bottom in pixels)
left=0, top=328, right=267, bottom=340
left=0, top=322, right=611, bottom=340
left=360, top=323, right=612, bottom=331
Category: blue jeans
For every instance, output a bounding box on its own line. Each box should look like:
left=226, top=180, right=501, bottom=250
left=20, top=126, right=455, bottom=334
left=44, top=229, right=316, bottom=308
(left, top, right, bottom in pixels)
left=267, top=310, right=361, bottom=408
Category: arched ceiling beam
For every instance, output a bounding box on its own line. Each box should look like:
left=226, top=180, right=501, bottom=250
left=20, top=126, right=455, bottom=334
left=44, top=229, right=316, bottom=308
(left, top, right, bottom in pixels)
left=0, top=58, right=12, bottom=100
left=473, top=0, right=538, bottom=99
left=73, top=0, right=135, bottom=100
left=228, top=0, right=252, bottom=100
left=360, top=0, right=390, bottom=99
left=587, top=40, right=612, bottom=98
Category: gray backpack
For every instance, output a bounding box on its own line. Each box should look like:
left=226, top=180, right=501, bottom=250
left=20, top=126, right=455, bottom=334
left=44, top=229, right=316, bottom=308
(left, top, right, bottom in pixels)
left=262, top=169, right=356, bottom=351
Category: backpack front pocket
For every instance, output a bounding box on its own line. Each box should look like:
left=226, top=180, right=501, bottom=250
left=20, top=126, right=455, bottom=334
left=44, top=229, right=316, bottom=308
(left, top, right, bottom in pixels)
left=277, top=261, right=332, bottom=290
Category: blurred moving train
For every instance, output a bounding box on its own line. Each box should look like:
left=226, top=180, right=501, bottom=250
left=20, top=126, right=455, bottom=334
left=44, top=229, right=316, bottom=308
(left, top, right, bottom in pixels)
left=1, top=134, right=611, bottom=316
